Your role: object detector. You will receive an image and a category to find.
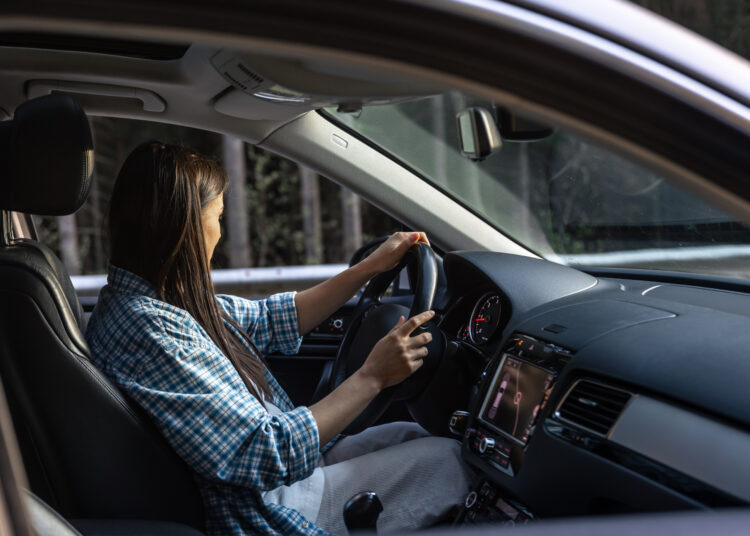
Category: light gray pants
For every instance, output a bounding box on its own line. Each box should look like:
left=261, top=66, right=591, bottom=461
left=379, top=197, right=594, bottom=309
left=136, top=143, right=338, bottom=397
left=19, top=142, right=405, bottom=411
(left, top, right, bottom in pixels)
left=315, top=422, right=472, bottom=535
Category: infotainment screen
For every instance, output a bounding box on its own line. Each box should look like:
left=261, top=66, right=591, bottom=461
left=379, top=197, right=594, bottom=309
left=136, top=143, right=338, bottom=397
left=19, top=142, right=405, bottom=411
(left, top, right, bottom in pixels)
left=480, top=355, right=555, bottom=444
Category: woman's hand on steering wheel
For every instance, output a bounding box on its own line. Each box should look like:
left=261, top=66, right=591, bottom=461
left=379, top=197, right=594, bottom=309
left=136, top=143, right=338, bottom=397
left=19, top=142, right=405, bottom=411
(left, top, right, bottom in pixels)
left=324, top=237, right=441, bottom=435
left=357, top=310, right=435, bottom=391
left=310, top=308, right=436, bottom=444
left=359, top=231, right=430, bottom=274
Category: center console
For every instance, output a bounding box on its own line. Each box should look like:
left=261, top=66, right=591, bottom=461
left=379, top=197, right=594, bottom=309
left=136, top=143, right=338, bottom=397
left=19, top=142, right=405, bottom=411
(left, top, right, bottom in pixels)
left=458, top=334, right=572, bottom=525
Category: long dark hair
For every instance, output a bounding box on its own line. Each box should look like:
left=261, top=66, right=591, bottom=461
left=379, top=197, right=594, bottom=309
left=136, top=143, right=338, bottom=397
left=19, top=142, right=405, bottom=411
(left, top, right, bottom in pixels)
left=109, top=141, right=271, bottom=400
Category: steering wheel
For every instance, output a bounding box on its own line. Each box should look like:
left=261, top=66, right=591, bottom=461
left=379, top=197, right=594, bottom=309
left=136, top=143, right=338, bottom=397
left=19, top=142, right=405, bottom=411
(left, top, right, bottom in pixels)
left=328, top=242, right=446, bottom=435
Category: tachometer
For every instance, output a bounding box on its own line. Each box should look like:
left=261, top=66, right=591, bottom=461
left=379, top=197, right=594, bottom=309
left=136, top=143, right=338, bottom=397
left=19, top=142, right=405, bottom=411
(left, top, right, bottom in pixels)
left=469, top=293, right=502, bottom=345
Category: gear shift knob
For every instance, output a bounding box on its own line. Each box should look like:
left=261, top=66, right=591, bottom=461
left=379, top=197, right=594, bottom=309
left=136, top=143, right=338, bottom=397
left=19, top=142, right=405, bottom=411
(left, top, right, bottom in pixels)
left=344, top=491, right=383, bottom=532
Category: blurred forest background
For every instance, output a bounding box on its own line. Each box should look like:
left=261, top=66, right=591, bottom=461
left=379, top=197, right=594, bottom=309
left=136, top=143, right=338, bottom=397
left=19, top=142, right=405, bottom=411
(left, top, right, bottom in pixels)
left=38, top=119, right=401, bottom=275
left=632, top=0, right=750, bottom=58
left=35, top=0, right=750, bottom=276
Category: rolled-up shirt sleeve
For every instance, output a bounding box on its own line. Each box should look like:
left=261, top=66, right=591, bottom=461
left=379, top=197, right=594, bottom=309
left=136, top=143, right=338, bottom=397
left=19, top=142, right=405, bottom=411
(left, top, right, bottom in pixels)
left=217, top=292, right=302, bottom=355
left=128, top=312, right=319, bottom=491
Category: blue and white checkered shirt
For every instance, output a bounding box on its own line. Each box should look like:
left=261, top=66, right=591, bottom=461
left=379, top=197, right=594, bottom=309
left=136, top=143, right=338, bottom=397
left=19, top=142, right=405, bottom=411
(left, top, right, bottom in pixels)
left=86, top=264, right=331, bottom=536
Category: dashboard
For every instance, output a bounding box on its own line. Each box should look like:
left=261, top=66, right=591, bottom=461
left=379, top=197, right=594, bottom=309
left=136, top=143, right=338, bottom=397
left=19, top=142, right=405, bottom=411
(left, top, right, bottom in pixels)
left=433, top=251, right=750, bottom=526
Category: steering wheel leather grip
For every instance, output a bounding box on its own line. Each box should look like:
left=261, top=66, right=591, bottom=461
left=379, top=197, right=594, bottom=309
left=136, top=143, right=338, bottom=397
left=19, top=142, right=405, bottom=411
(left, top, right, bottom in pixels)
left=328, top=242, right=445, bottom=435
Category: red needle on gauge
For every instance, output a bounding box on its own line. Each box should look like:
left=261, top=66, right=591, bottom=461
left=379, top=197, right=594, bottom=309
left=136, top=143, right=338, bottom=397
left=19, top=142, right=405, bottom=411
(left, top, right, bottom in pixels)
left=475, top=318, right=486, bottom=322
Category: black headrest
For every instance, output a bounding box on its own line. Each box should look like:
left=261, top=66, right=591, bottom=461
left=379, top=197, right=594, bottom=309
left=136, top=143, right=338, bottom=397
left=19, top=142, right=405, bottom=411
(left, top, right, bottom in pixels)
left=0, top=94, right=93, bottom=216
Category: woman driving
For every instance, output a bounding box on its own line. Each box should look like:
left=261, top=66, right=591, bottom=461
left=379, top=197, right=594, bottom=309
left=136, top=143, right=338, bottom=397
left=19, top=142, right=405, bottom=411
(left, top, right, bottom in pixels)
left=86, top=141, right=471, bottom=535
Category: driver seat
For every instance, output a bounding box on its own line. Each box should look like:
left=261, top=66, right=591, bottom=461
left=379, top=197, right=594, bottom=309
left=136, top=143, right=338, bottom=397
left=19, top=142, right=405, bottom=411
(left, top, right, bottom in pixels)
left=0, top=94, right=205, bottom=530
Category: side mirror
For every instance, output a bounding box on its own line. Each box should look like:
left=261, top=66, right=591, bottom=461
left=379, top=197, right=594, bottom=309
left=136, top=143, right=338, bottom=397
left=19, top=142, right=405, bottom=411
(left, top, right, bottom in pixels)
left=456, top=107, right=501, bottom=161
left=497, top=107, right=555, bottom=141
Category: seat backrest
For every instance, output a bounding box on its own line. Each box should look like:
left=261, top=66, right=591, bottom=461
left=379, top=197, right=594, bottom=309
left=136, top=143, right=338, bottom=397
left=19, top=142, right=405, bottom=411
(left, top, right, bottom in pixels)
left=0, top=95, right=205, bottom=530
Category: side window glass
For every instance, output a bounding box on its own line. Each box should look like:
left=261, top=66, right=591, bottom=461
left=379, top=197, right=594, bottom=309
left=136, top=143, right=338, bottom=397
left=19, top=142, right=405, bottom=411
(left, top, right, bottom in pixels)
left=35, top=118, right=402, bottom=285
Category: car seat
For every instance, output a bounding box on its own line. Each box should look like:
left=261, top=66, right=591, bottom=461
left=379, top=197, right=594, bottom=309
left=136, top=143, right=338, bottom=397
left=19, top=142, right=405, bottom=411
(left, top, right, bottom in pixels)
left=0, top=94, right=205, bottom=530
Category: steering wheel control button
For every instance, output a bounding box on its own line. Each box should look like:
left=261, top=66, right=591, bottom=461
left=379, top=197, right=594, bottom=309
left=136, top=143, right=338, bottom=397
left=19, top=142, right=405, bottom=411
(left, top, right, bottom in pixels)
left=465, top=491, right=478, bottom=509
left=457, top=324, right=470, bottom=341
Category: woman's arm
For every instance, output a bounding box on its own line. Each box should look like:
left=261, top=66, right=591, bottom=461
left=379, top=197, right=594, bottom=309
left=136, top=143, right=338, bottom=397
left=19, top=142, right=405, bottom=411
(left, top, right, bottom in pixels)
left=109, top=304, right=321, bottom=492
left=294, top=232, right=428, bottom=335
left=294, top=259, right=376, bottom=335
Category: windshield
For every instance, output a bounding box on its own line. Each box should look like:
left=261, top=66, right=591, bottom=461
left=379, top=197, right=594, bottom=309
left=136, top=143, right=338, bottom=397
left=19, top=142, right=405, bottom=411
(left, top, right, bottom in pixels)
left=325, top=92, right=750, bottom=279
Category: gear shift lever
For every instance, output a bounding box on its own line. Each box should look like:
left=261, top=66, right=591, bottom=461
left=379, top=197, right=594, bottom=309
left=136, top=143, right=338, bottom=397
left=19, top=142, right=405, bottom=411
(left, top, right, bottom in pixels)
left=344, top=491, right=383, bottom=533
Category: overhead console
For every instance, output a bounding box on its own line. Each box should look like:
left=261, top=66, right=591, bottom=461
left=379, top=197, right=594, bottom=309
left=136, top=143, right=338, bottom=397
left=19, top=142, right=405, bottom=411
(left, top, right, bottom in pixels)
left=209, top=48, right=445, bottom=121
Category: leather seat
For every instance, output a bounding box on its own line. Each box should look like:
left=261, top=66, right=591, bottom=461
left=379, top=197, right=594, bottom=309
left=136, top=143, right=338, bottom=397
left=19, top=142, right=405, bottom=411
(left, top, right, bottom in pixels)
left=0, top=94, right=205, bottom=530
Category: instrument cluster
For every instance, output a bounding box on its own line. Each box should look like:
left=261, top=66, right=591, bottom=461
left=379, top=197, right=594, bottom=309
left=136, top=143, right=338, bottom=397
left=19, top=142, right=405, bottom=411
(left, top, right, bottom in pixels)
left=448, top=291, right=506, bottom=347
left=469, top=292, right=503, bottom=345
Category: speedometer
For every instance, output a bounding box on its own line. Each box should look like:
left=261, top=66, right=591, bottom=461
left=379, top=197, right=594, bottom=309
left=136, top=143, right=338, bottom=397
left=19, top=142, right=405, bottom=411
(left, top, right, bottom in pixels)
left=469, top=292, right=503, bottom=345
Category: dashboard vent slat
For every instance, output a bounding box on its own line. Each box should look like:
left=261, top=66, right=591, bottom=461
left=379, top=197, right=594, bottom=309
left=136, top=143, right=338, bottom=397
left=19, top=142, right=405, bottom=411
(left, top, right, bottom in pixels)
left=557, top=380, right=633, bottom=436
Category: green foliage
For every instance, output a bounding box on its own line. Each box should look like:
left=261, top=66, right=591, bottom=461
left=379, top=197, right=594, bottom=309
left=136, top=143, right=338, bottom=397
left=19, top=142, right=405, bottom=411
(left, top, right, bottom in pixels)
left=241, top=145, right=305, bottom=268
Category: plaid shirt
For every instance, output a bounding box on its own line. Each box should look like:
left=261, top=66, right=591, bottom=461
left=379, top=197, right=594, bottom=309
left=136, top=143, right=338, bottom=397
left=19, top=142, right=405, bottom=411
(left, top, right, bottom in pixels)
left=86, top=265, right=332, bottom=536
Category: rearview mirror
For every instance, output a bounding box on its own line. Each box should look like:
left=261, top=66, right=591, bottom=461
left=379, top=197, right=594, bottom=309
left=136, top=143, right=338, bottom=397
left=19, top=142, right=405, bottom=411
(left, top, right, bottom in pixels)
left=456, top=107, right=501, bottom=161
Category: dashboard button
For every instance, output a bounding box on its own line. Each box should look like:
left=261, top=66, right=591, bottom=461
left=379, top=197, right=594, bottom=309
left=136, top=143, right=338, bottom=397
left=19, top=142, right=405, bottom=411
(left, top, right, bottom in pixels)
left=465, top=491, right=478, bottom=509
left=472, top=431, right=484, bottom=452
left=479, top=482, right=496, bottom=502
left=493, top=437, right=510, bottom=456
left=492, top=454, right=510, bottom=469
left=479, top=436, right=496, bottom=454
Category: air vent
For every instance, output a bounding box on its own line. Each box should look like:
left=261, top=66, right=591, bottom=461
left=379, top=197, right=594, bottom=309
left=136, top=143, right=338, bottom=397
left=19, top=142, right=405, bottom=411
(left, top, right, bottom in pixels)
left=556, top=380, right=632, bottom=436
